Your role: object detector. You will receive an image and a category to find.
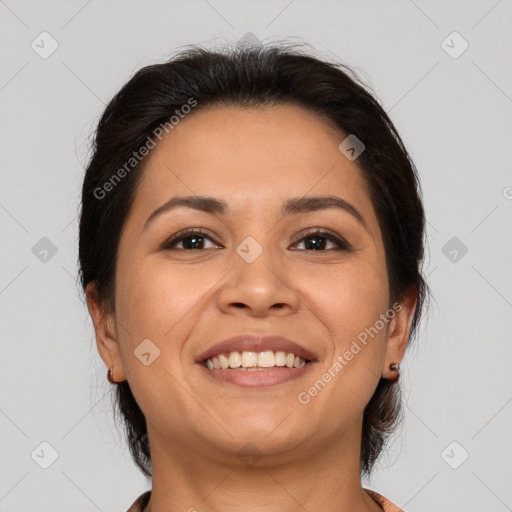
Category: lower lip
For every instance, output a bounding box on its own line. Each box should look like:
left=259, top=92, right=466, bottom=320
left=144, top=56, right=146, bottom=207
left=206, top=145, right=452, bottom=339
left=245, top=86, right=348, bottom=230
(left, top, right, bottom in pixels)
left=198, top=363, right=314, bottom=387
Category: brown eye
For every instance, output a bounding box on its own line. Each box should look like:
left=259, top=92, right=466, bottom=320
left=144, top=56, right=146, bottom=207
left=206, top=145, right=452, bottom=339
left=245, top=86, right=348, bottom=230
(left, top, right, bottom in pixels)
left=291, top=229, right=351, bottom=251
left=162, top=229, right=221, bottom=250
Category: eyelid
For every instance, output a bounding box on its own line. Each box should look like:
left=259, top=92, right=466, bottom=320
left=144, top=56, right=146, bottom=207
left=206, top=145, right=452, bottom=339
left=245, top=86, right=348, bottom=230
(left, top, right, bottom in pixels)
left=161, top=227, right=222, bottom=250
left=290, top=227, right=352, bottom=250
left=162, top=226, right=351, bottom=251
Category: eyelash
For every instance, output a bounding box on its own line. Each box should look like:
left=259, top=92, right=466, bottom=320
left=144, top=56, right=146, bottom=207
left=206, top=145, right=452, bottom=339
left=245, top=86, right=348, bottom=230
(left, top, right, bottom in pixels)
left=161, top=227, right=351, bottom=252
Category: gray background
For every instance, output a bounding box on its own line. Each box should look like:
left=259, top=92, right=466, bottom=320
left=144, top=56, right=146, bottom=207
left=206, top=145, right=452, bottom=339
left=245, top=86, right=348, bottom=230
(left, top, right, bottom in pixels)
left=1, top=1, right=511, bottom=511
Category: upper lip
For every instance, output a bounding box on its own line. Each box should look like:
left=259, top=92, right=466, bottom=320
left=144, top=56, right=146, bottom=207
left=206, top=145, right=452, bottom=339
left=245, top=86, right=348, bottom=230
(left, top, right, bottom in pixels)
left=195, top=334, right=318, bottom=363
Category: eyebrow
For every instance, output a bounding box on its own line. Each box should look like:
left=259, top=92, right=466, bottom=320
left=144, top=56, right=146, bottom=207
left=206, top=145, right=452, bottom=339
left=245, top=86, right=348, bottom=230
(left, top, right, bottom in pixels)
left=143, top=195, right=368, bottom=231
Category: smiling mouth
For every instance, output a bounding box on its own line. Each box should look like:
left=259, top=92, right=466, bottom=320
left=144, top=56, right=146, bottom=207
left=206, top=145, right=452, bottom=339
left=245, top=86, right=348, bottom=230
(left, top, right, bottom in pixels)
left=203, top=350, right=309, bottom=370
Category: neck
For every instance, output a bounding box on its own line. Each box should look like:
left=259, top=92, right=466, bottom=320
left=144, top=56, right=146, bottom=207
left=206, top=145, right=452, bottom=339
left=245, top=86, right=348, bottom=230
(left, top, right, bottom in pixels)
left=142, top=422, right=382, bottom=512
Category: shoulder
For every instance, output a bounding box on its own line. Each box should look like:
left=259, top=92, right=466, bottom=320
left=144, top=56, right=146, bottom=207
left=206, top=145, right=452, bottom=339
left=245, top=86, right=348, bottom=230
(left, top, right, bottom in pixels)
left=126, top=490, right=151, bottom=512
left=364, top=488, right=404, bottom=512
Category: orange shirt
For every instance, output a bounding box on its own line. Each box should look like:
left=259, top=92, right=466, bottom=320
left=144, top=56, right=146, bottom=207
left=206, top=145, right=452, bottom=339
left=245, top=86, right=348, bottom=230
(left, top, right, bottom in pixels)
left=365, top=488, right=404, bottom=511
left=126, top=488, right=404, bottom=511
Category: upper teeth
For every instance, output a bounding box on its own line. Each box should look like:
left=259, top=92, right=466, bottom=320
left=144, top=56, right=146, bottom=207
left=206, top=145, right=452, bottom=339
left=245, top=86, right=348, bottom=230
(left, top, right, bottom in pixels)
left=205, top=350, right=307, bottom=370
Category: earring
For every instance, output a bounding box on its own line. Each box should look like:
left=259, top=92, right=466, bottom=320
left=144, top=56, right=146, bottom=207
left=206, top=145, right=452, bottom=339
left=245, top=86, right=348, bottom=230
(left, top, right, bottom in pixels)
left=107, top=366, right=117, bottom=384
left=389, top=363, right=400, bottom=383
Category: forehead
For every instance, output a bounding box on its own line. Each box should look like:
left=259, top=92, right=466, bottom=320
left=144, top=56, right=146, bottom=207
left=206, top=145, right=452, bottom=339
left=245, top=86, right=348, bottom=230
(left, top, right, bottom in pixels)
left=132, top=104, right=374, bottom=219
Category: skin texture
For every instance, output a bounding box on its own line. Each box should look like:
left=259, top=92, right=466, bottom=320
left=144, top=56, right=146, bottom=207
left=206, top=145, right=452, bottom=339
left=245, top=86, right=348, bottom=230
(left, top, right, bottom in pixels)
left=86, top=104, right=417, bottom=512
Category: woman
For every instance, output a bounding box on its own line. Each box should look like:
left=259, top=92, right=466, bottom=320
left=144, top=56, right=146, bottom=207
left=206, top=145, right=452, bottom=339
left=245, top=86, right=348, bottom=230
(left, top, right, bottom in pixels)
left=79, top=42, right=429, bottom=512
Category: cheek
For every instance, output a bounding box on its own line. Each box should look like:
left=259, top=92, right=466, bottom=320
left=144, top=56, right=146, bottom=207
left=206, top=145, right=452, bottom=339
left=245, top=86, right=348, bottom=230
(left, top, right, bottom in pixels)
left=305, top=261, right=389, bottom=396
left=113, top=261, right=211, bottom=418
left=288, top=261, right=390, bottom=428
left=115, top=258, right=219, bottom=348
left=309, top=261, right=389, bottom=340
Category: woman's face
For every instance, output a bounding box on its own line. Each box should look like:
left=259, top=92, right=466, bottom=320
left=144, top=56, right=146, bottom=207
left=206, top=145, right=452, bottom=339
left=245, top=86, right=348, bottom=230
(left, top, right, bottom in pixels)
left=89, top=104, right=414, bottom=464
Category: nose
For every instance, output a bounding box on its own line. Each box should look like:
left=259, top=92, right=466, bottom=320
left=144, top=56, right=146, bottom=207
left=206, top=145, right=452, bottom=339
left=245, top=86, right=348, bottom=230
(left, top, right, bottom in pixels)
left=216, top=247, right=301, bottom=318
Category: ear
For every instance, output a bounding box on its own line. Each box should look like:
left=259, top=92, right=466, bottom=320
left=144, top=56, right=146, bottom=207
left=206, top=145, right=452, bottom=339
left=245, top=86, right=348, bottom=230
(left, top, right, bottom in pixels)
left=85, top=282, right=126, bottom=382
left=382, top=288, right=418, bottom=380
